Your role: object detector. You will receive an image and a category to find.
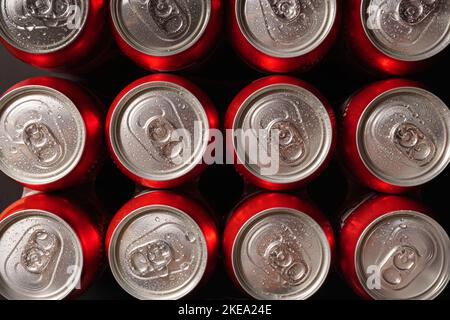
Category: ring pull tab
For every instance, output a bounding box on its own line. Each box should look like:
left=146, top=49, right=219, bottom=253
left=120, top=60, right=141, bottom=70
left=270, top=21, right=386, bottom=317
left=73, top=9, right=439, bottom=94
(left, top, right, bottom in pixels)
left=128, top=240, right=173, bottom=278
left=148, top=0, right=190, bottom=40
left=381, top=245, right=419, bottom=287
left=146, top=116, right=184, bottom=164
left=20, top=229, right=59, bottom=274
left=398, top=0, right=439, bottom=25
left=268, top=120, right=306, bottom=165
left=393, top=122, right=436, bottom=166
left=267, top=0, right=301, bottom=22
left=22, top=0, right=74, bottom=27
left=22, top=122, right=64, bottom=168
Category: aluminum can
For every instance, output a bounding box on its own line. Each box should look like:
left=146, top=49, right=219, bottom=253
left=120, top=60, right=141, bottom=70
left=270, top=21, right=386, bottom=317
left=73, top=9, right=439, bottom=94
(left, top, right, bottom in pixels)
left=105, top=190, right=219, bottom=300
left=228, top=0, right=341, bottom=73
left=110, top=0, right=223, bottom=71
left=0, top=77, right=105, bottom=191
left=225, top=75, right=336, bottom=190
left=0, top=0, right=111, bottom=72
left=0, top=192, right=103, bottom=300
left=345, top=0, right=450, bottom=75
left=339, top=194, right=450, bottom=300
left=223, top=192, right=334, bottom=300
left=106, top=74, right=219, bottom=189
left=340, top=79, right=450, bottom=193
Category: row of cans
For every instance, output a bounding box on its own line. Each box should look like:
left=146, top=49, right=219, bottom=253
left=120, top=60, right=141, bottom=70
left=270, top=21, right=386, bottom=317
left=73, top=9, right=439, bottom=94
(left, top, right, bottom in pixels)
left=0, top=188, right=448, bottom=300
left=1, top=0, right=450, bottom=74
left=1, top=75, right=450, bottom=194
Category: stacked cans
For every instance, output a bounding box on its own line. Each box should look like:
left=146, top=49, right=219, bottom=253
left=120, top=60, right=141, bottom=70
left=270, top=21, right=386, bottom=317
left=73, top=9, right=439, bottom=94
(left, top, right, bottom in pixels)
left=1, top=0, right=450, bottom=301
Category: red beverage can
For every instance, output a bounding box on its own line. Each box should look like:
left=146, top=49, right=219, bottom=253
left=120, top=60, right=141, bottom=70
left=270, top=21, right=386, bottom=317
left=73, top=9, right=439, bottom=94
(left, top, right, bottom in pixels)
left=105, top=190, right=219, bottom=300
left=228, top=0, right=341, bottom=73
left=0, top=77, right=105, bottom=191
left=0, top=192, right=103, bottom=300
left=106, top=74, right=219, bottom=189
left=223, top=192, right=334, bottom=300
left=340, top=79, right=450, bottom=194
left=110, top=0, right=223, bottom=71
left=345, top=0, right=450, bottom=75
left=225, top=75, right=336, bottom=190
left=339, top=194, right=450, bottom=300
left=0, top=0, right=111, bottom=72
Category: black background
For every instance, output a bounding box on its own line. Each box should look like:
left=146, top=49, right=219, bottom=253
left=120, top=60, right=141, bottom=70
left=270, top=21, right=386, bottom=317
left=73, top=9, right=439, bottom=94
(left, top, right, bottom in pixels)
left=1, top=25, right=450, bottom=301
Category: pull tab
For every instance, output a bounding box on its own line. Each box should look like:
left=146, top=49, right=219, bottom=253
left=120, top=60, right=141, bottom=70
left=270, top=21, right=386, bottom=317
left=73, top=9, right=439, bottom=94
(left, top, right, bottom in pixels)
left=129, top=240, right=173, bottom=278
left=22, top=122, right=63, bottom=167
left=22, top=0, right=75, bottom=27
left=21, top=229, right=59, bottom=274
left=267, top=0, right=301, bottom=22
left=398, top=0, right=438, bottom=25
left=268, top=120, right=306, bottom=165
left=146, top=116, right=184, bottom=164
left=393, top=122, right=436, bottom=166
left=264, top=239, right=308, bottom=286
left=381, top=245, right=420, bottom=287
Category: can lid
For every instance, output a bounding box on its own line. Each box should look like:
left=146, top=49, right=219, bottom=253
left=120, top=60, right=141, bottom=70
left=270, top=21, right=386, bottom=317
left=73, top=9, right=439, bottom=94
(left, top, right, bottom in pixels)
left=0, top=210, right=83, bottom=300
left=111, top=0, right=211, bottom=56
left=0, top=85, right=86, bottom=186
left=357, top=87, right=450, bottom=187
left=355, top=210, right=450, bottom=300
left=232, top=83, right=333, bottom=184
left=235, top=0, right=337, bottom=58
left=0, top=0, right=88, bottom=53
left=109, top=81, right=209, bottom=183
left=108, top=205, right=208, bottom=300
left=362, top=0, right=450, bottom=61
left=232, top=208, right=331, bottom=300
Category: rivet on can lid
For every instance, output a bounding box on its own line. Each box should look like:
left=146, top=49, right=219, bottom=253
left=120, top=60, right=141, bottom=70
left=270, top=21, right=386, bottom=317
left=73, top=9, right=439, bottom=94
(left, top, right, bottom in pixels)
left=0, top=85, right=86, bottom=186
left=109, top=81, right=209, bottom=183
left=0, top=0, right=88, bottom=53
left=357, top=87, right=450, bottom=187
left=0, top=210, right=83, bottom=300
left=232, top=83, right=333, bottom=184
left=108, top=205, right=208, bottom=300
left=111, top=0, right=211, bottom=56
left=355, top=211, right=450, bottom=300
left=362, top=0, right=450, bottom=61
left=236, top=0, right=337, bottom=57
left=232, top=208, right=331, bottom=300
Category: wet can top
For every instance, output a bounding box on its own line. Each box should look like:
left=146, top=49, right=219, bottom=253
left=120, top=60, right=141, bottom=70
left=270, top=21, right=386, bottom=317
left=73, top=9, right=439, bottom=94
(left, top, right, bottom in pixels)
left=0, top=0, right=88, bottom=53
left=232, top=82, right=333, bottom=185
left=0, top=85, right=86, bottom=186
left=355, top=210, right=450, bottom=299
left=0, top=210, right=83, bottom=300
left=231, top=207, right=331, bottom=300
left=357, top=87, right=450, bottom=187
left=235, top=0, right=337, bottom=58
left=361, top=0, right=450, bottom=61
left=108, top=80, right=209, bottom=183
left=108, top=204, right=208, bottom=300
left=111, top=0, right=211, bottom=56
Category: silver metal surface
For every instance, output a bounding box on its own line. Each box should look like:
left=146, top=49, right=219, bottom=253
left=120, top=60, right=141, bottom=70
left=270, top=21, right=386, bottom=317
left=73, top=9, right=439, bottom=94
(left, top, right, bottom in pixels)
left=232, top=83, right=333, bottom=184
left=111, top=0, right=211, bottom=56
left=357, top=87, right=450, bottom=187
left=362, top=0, right=450, bottom=61
left=0, top=0, right=88, bottom=53
left=355, top=210, right=450, bottom=299
left=236, top=0, right=337, bottom=57
left=0, top=210, right=83, bottom=300
left=108, top=81, right=209, bottom=182
left=108, top=204, right=208, bottom=300
left=0, top=85, right=86, bottom=185
left=232, top=208, right=331, bottom=300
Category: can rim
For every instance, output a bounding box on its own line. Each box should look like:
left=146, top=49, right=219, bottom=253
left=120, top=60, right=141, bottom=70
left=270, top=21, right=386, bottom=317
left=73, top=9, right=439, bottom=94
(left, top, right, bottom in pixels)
left=360, top=0, right=450, bottom=62
left=231, top=207, right=331, bottom=300
left=0, top=209, right=84, bottom=300
left=235, top=0, right=337, bottom=58
left=110, top=0, right=211, bottom=57
left=354, top=210, right=450, bottom=300
left=108, top=204, right=208, bottom=300
left=232, top=83, right=333, bottom=184
left=108, top=80, right=209, bottom=183
left=0, top=85, right=86, bottom=186
left=0, top=1, right=89, bottom=54
left=356, top=86, right=450, bottom=187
